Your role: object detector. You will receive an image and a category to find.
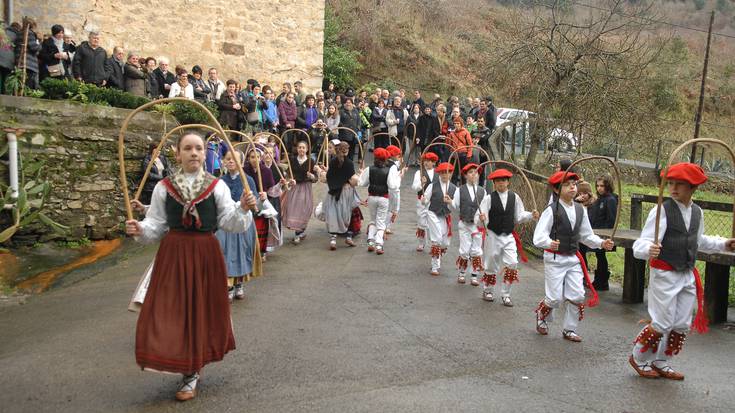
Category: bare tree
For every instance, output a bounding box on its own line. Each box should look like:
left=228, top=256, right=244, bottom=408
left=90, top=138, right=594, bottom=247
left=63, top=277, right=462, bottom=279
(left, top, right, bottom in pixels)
left=484, top=0, right=671, bottom=169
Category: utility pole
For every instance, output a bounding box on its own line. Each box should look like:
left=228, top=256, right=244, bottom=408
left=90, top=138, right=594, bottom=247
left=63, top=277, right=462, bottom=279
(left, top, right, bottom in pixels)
left=690, top=10, right=714, bottom=163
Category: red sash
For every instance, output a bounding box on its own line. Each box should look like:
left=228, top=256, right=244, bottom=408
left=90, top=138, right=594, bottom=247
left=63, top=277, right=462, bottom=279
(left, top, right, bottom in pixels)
left=512, top=231, right=528, bottom=263
left=649, top=259, right=708, bottom=334
left=446, top=215, right=452, bottom=238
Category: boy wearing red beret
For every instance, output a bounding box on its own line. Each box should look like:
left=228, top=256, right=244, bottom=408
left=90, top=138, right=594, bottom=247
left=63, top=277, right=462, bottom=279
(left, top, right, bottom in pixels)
left=533, top=171, right=614, bottom=342
left=412, top=152, right=439, bottom=252
left=476, top=169, right=539, bottom=306
left=422, top=162, right=457, bottom=275
left=385, top=145, right=404, bottom=236
left=357, top=148, right=401, bottom=255
left=629, top=162, right=734, bottom=380
left=450, top=163, right=486, bottom=285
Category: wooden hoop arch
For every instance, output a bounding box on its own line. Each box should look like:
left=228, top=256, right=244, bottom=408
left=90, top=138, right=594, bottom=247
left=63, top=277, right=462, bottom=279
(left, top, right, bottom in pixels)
left=335, top=127, right=364, bottom=169
left=118, top=97, right=251, bottom=221
left=234, top=130, right=293, bottom=182
left=448, top=145, right=493, bottom=173
left=370, top=132, right=403, bottom=155
left=655, top=138, right=735, bottom=241
left=420, top=141, right=456, bottom=178
left=478, top=160, right=539, bottom=213
left=231, top=137, right=268, bottom=194
left=560, top=156, right=623, bottom=239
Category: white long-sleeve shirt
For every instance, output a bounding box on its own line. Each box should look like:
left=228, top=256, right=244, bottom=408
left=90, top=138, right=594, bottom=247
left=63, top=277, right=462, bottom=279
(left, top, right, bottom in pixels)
left=168, top=83, right=195, bottom=99
left=412, top=168, right=435, bottom=194
left=136, top=177, right=252, bottom=244
left=633, top=200, right=727, bottom=260
left=451, top=183, right=482, bottom=210
left=358, top=164, right=401, bottom=192
left=474, top=190, right=532, bottom=227
left=421, top=181, right=452, bottom=207
left=533, top=199, right=603, bottom=250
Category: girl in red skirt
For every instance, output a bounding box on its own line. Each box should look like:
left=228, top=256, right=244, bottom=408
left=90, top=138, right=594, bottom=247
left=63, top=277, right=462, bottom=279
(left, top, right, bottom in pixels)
left=125, top=132, right=257, bottom=401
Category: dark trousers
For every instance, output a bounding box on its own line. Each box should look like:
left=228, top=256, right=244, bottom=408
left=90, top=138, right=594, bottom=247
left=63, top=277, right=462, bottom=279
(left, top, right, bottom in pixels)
left=593, top=250, right=610, bottom=284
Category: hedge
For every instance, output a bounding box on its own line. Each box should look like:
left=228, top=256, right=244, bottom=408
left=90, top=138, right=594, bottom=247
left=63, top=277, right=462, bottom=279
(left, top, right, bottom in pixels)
left=39, top=78, right=219, bottom=125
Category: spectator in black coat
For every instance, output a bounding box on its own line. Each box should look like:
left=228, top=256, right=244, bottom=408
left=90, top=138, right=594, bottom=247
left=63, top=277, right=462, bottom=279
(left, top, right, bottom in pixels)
left=588, top=175, right=618, bottom=291
left=39, top=24, right=75, bottom=81
left=0, top=23, right=19, bottom=93
left=142, top=57, right=159, bottom=98
left=411, top=90, right=426, bottom=109
left=416, top=105, right=439, bottom=153
left=72, top=32, right=109, bottom=86
left=217, top=79, right=242, bottom=131
left=188, top=65, right=211, bottom=102
left=106, top=46, right=125, bottom=90
left=123, top=52, right=146, bottom=97
left=15, top=18, right=42, bottom=89
left=152, top=57, right=175, bottom=98
left=484, top=96, right=497, bottom=130
left=338, top=98, right=361, bottom=161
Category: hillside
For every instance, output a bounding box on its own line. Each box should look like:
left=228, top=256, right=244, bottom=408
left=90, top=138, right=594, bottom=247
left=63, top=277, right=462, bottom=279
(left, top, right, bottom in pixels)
left=326, top=0, right=735, bottom=163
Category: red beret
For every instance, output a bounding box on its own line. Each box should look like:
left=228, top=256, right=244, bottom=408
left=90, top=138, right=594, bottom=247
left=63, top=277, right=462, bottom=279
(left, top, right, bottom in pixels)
left=422, top=152, right=439, bottom=162
left=662, top=162, right=707, bottom=186
left=373, top=147, right=390, bottom=161
left=461, top=163, right=481, bottom=175
left=386, top=145, right=401, bottom=157
left=435, top=162, right=455, bottom=173
left=548, top=170, right=580, bottom=185
left=488, top=168, right=513, bottom=180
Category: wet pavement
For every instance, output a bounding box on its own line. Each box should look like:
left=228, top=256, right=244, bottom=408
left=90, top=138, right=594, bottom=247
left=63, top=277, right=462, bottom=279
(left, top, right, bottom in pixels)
left=1, top=172, right=734, bottom=412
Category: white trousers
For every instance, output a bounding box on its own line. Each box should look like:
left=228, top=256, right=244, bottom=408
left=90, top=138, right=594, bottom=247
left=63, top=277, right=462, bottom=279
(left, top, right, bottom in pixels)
left=457, top=221, right=483, bottom=258
left=632, top=268, right=696, bottom=364
left=416, top=199, right=428, bottom=230
left=367, top=196, right=390, bottom=246
left=482, top=232, right=519, bottom=298
left=542, top=251, right=585, bottom=332
left=426, top=211, right=451, bottom=248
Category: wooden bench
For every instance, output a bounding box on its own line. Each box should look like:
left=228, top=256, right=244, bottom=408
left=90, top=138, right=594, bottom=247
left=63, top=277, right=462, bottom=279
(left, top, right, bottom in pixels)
left=594, top=228, right=734, bottom=324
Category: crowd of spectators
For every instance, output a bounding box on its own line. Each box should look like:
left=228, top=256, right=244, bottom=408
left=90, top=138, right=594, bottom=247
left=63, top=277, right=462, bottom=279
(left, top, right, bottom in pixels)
left=2, top=19, right=498, bottom=165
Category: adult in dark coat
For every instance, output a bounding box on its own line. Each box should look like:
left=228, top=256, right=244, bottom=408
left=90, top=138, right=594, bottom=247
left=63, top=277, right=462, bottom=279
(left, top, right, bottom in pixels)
left=416, top=105, right=440, bottom=154
left=15, top=19, right=42, bottom=89
left=588, top=175, right=618, bottom=291
left=484, top=97, right=497, bottom=130
left=188, top=65, right=211, bottom=102
left=72, top=32, right=109, bottom=86
left=138, top=144, right=171, bottom=205
left=142, top=57, right=159, bottom=98
left=0, top=23, right=18, bottom=93
left=152, top=58, right=175, bottom=98
left=106, top=46, right=125, bottom=90
left=297, top=95, right=321, bottom=130
left=123, top=52, right=147, bottom=97
left=338, top=98, right=361, bottom=161
left=39, top=24, right=75, bottom=81
left=217, top=80, right=242, bottom=131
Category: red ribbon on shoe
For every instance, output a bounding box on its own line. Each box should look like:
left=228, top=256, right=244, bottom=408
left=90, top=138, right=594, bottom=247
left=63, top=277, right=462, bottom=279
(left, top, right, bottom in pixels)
left=650, top=259, right=708, bottom=334
left=512, top=231, right=528, bottom=263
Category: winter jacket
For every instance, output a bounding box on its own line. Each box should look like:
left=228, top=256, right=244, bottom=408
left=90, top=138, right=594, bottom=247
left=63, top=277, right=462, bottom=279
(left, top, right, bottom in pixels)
left=416, top=114, right=440, bottom=146
left=106, top=57, right=125, bottom=90
left=218, top=93, right=242, bottom=131
left=72, top=41, right=109, bottom=85
left=15, top=29, right=41, bottom=74
left=386, top=107, right=409, bottom=137
left=0, top=26, right=18, bottom=71
left=152, top=67, right=175, bottom=98
left=144, top=68, right=159, bottom=98
left=297, top=104, right=321, bottom=129
left=188, top=75, right=211, bottom=102
left=123, top=63, right=147, bottom=97
left=39, top=36, right=75, bottom=79
left=278, top=100, right=298, bottom=128
left=338, top=108, right=361, bottom=141
left=589, top=193, right=618, bottom=229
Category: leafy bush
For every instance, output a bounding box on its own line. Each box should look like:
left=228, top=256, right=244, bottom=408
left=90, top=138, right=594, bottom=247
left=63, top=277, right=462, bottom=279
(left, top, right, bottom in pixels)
left=39, top=78, right=219, bottom=124
left=323, top=8, right=363, bottom=89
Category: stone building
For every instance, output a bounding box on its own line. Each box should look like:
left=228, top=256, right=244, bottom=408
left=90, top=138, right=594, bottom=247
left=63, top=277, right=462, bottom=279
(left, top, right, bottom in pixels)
left=5, top=0, right=325, bottom=91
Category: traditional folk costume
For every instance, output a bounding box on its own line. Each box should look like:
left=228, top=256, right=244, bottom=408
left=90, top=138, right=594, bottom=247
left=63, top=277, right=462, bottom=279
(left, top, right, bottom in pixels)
left=450, top=163, right=486, bottom=286
left=133, top=168, right=252, bottom=398
left=216, top=172, right=259, bottom=301
left=476, top=169, right=534, bottom=306
left=244, top=158, right=276, bottom=257
left=533, top=171, right=605, bottom=342
left=629, top=163, right=730, bottom=380
left=385, top=145, right=402, bottom=235
left=422, top=162, right=457, bottom=275
left=323, top=151, right=359, bottom=250
left=283, top=153, right=316, bottom=243
left=411, top=152, right=439, bottom=252
left=358, top=148, right=401, bottom=254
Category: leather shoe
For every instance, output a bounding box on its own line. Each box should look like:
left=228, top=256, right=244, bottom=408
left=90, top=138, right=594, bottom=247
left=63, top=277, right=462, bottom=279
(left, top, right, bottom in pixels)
left=652, top=365, right=685, bottom=381
left=629, top=355, right=660, bottom=379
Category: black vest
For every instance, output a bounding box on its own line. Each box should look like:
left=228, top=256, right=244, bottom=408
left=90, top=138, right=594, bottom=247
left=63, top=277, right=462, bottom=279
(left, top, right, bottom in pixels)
left=659, top=199, right=700, bottom=272
left=368, top=165, right=390, bottom=196
left=428, top=181, right=456, bottom=217
left=487, top=190, right=516, bottom=235
left=418, top=169, right=437, bottom=197
left=165, top=192, right=218, bottom=232
left=549, top=200, right=583, bottom=254
left=459, top=184, right=485, bottom=223
left=291, top=156, right=310, bottom=183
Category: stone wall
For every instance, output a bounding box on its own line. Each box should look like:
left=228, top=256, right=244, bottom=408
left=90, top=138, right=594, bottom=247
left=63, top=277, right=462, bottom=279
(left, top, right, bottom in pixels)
left=0, top=95, right=176, bottom=245
left=6, top=0, right=325, bottom=91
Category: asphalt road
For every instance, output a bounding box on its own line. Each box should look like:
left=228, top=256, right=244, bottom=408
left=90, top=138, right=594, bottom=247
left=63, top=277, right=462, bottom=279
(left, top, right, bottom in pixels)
left=1, top=169, right=734, bottom=412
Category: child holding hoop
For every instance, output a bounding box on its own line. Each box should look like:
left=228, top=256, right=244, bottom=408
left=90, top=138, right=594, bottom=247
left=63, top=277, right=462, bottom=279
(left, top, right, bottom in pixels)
left=125, top=132, right=257, bottom=401
left=412, top=152, right=439, bottom=252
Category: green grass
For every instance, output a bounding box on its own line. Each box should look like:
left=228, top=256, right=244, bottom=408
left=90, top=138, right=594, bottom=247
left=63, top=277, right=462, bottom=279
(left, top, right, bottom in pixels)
left=586, top=183, right=735, bottom=306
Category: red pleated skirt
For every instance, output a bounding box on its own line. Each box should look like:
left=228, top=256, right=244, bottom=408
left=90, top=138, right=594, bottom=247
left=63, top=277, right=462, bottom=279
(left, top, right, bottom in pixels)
left=135, top=231, right=235, bottom=374
left=254, top=216, right=269, bottom=251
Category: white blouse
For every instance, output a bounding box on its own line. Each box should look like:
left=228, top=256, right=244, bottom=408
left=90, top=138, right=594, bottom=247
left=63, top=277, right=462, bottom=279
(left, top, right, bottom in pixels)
left=136, top=178, right=253, bottom=244
left=168, top=83, right=195, bottom=99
